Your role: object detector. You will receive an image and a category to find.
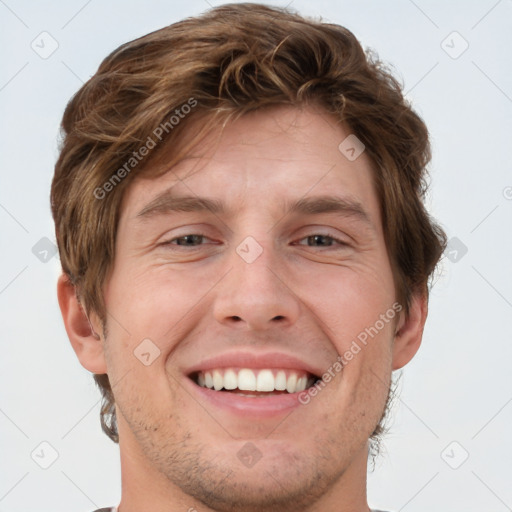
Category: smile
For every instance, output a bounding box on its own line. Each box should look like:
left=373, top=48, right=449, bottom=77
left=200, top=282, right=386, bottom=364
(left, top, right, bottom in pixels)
left=184, top=351, right=324, bottom=416
left=191, top=368, right=318, bottom=395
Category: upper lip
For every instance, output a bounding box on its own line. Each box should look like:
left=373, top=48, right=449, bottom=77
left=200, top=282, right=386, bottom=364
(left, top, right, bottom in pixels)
left=184, top=351, right=323, bottom=378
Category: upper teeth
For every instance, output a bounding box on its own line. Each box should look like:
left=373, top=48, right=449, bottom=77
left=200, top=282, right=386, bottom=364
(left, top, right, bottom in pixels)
left=196, top=368, right=314, bottom=393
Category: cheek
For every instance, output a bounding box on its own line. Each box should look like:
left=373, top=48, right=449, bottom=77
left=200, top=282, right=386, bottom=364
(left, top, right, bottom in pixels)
left=102, top=261, right=224, bottom=394
left=105, top=260, right=216, bottom=339
left=304, top=261, right=396, bottom=339
left=303, top=257, right=397, bottom=389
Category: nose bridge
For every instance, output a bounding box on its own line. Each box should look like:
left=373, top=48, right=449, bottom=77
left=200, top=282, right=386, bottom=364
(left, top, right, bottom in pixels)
left=213, top=234, right=300, bottom=330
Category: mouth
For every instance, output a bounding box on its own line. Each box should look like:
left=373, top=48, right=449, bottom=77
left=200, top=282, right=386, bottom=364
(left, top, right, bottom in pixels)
left=184, top=351, right=325, bottom=416
left=189, top=368, right=320, bottom=397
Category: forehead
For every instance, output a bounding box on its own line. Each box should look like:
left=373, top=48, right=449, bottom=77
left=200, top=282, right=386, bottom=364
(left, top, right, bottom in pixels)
left=120, top=105, right=381, bottom=225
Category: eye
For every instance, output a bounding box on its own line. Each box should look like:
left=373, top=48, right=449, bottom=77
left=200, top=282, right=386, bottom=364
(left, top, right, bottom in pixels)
left=161, top=233, right=348, bottom=249
left=295, top=233, right=349, bottom=248
left=162, top=234, right=212, bottom=247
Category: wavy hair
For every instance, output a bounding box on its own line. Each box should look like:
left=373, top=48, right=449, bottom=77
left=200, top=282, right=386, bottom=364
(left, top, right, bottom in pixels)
left=51, top=3, right=446, bottom=444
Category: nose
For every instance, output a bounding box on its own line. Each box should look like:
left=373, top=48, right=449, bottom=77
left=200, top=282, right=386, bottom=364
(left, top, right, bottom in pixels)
left=213, top=239, right=301, bottom=331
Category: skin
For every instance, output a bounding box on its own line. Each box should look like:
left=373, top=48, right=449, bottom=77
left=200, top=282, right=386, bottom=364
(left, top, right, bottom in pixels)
left=58, top=104, right=427, bottom=512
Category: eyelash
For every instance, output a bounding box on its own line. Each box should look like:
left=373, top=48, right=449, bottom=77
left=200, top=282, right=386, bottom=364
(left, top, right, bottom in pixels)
left=161, top=232, right=349, bottom=249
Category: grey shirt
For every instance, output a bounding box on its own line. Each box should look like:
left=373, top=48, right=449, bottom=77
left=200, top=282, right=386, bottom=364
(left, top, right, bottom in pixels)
left=93, top=509, right=392, bottom=511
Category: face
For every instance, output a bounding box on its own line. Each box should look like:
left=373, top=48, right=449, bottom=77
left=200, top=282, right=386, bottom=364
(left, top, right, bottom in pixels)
left=98, top=105, right=404, bottom=511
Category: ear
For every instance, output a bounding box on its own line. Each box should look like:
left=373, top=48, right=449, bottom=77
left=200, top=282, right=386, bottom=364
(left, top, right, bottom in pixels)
left=392, top=291, right=428, bottom=370
left=57, top=274, right=107, bottom=373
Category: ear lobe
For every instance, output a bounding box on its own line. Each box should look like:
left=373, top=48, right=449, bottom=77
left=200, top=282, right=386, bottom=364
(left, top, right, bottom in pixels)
left=392, top=291, right=428, bottom=370
left=57, top=274, right=107, bottom=374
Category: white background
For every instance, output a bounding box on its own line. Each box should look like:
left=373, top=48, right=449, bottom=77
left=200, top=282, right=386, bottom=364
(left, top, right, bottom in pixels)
left=1, top=1, right=511, bottom=511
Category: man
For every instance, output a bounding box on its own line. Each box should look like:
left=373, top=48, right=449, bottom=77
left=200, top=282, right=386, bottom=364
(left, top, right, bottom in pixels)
left=51, top=3, right=446, bottom=511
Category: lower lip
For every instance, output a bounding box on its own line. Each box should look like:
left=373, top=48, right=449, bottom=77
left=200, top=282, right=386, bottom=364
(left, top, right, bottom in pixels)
left=186, top=378, right=305, bottom=418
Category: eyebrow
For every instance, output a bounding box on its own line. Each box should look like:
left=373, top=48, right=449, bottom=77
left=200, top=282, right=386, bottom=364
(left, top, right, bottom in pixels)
left=137, top=193, right=224, bottom=218
left=285, top=195, right=371, bottom=225
left=136, top=191, right=372, bottom=226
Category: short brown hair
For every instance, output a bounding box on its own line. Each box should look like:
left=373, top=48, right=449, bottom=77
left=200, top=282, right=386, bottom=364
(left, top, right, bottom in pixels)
left=51, top=2, right=446, bottom=444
